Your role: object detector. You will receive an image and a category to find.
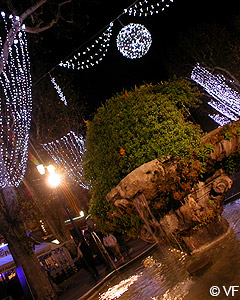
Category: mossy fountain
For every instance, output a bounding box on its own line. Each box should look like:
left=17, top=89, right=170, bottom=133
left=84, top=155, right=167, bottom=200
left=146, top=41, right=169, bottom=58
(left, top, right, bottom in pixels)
left=84, top=80, right=240, bottom=254
left=106, top=123, right=240, bottom=253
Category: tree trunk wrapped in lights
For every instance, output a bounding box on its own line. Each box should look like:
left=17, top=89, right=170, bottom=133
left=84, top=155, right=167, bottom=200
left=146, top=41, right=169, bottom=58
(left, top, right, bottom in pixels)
left=0, top=11, right=57, bottom=299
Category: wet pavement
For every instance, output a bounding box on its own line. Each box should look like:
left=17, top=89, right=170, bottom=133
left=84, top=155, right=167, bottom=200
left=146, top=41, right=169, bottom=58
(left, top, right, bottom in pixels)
left=59, top=238, right=156, bottom=300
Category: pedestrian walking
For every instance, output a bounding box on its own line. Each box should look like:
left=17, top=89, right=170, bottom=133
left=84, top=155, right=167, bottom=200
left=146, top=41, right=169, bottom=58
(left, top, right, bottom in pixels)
left=103, top=233, right=125, bottom=263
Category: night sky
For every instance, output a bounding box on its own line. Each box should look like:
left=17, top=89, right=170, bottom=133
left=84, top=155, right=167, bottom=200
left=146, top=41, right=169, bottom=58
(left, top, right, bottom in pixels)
left=31, top=0, right=240, bottom=122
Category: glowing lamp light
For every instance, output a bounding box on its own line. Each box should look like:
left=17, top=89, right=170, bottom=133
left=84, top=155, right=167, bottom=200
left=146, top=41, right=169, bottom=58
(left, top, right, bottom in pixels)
left=36, top=164, right=45, bottom=175
left=51, top=239, right=60, bottom=245
left=46, top=164, right=56, bottom=175
left=79, top=211, right=84, bottom=218
left=116, top=23, right=152, bottom=59
left=0, top=243, right=8, bottom=249
left=47, top=173, right=61, bottom=188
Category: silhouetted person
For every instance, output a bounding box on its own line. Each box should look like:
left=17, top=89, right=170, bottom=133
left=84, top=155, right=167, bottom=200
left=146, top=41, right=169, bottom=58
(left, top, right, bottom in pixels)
left=84, top=230, right=112, bottom=270
left=76, top=238, right=99, bottom=280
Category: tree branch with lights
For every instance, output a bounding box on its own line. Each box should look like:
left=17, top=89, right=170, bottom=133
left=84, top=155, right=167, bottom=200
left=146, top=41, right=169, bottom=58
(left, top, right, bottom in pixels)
left=0, top=0, right=73, bottom=74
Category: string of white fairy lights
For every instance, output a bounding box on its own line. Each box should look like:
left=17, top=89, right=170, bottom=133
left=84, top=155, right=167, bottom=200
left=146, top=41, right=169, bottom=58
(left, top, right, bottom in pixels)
left=0, top=12, right=32, bottom=188
left=59, top=23, right=114, bottom=70
left=124, top=0, right=174, bottom=17
left=42, top=0, right=174, bottom=187
left=42, top=131, right=88, bottom=189
left=0, top=1, right=174, bottom=189
left=208, top=114, right=231, bottom=127
left=58, top=0, right=174, bottom=70
left=50, top=76, right=67, bottom=106
left=191, top=63, right=240, bottom=127
left=49, top=0, right=174, bottom=106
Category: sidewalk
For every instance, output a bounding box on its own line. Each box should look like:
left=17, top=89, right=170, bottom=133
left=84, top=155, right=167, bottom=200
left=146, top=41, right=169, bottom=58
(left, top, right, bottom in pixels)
left=59, top=239, right=157, bottom=300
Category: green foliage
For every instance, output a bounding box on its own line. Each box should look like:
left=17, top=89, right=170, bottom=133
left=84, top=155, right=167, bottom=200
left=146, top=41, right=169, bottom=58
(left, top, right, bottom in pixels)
left=217, top=123, right=240, bottom=174
left=151, top=77, right=201, bottom=110
left=84, top=79, right=203, bottom=233
left=198, top=143, right=214, bottom=176
left=220, top=123, right=233, bottom=140
left=221, top=153, right=240, bottom=174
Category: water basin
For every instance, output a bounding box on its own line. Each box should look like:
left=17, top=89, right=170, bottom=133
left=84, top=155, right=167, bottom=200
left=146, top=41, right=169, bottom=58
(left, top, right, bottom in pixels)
left=90, top=199, right=240, bottom=299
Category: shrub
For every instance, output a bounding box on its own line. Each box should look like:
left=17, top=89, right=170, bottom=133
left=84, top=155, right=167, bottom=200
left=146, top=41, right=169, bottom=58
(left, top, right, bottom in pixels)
left=83, top=78, right=203, bottom=233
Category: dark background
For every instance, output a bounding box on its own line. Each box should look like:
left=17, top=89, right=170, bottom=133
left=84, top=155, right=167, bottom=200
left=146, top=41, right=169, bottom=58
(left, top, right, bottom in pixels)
left=25, top=0, right=240, bottom=122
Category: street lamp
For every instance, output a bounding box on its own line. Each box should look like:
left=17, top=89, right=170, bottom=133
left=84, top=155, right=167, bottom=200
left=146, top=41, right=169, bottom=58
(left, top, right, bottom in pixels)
left=47, top=172, right=61, bottom=188
left=36, top=164, right=98, bottom=280
left=36, top=164, right=45, bottom=176
left=36, top=164, right=84, bottom=243
left=37, top=164, right=62, bottom=188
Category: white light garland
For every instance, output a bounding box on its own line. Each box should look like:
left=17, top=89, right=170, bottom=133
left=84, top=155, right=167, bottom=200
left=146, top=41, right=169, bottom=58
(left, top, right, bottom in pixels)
left=0, top=13, right=32, bottom=188
left=116, top=23, right=152, bottom=59
left=124, top=0, right=174, bottom=17
left=208, top=114, right=231, bottom=127
left=42, top=131, right=88, bottom=189
left=50, top=76, right=67, bottom=106
left=191, top=63, right=240, bottom=126
left=208, top=99, right=238, bottom=121
left=58, top=0, right=174, bottom=70
left=59, top=23, right=113, bottom=70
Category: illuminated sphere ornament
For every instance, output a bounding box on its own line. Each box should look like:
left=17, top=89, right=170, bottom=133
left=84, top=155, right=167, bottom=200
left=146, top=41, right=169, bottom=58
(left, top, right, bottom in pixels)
left=116, top=23, right=152, bottom=59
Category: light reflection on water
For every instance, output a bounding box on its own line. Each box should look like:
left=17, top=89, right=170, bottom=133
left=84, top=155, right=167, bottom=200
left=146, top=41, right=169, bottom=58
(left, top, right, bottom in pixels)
left=99, top=274, right=142, bottom=300
left=92, top=199, right=240, bottom=300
